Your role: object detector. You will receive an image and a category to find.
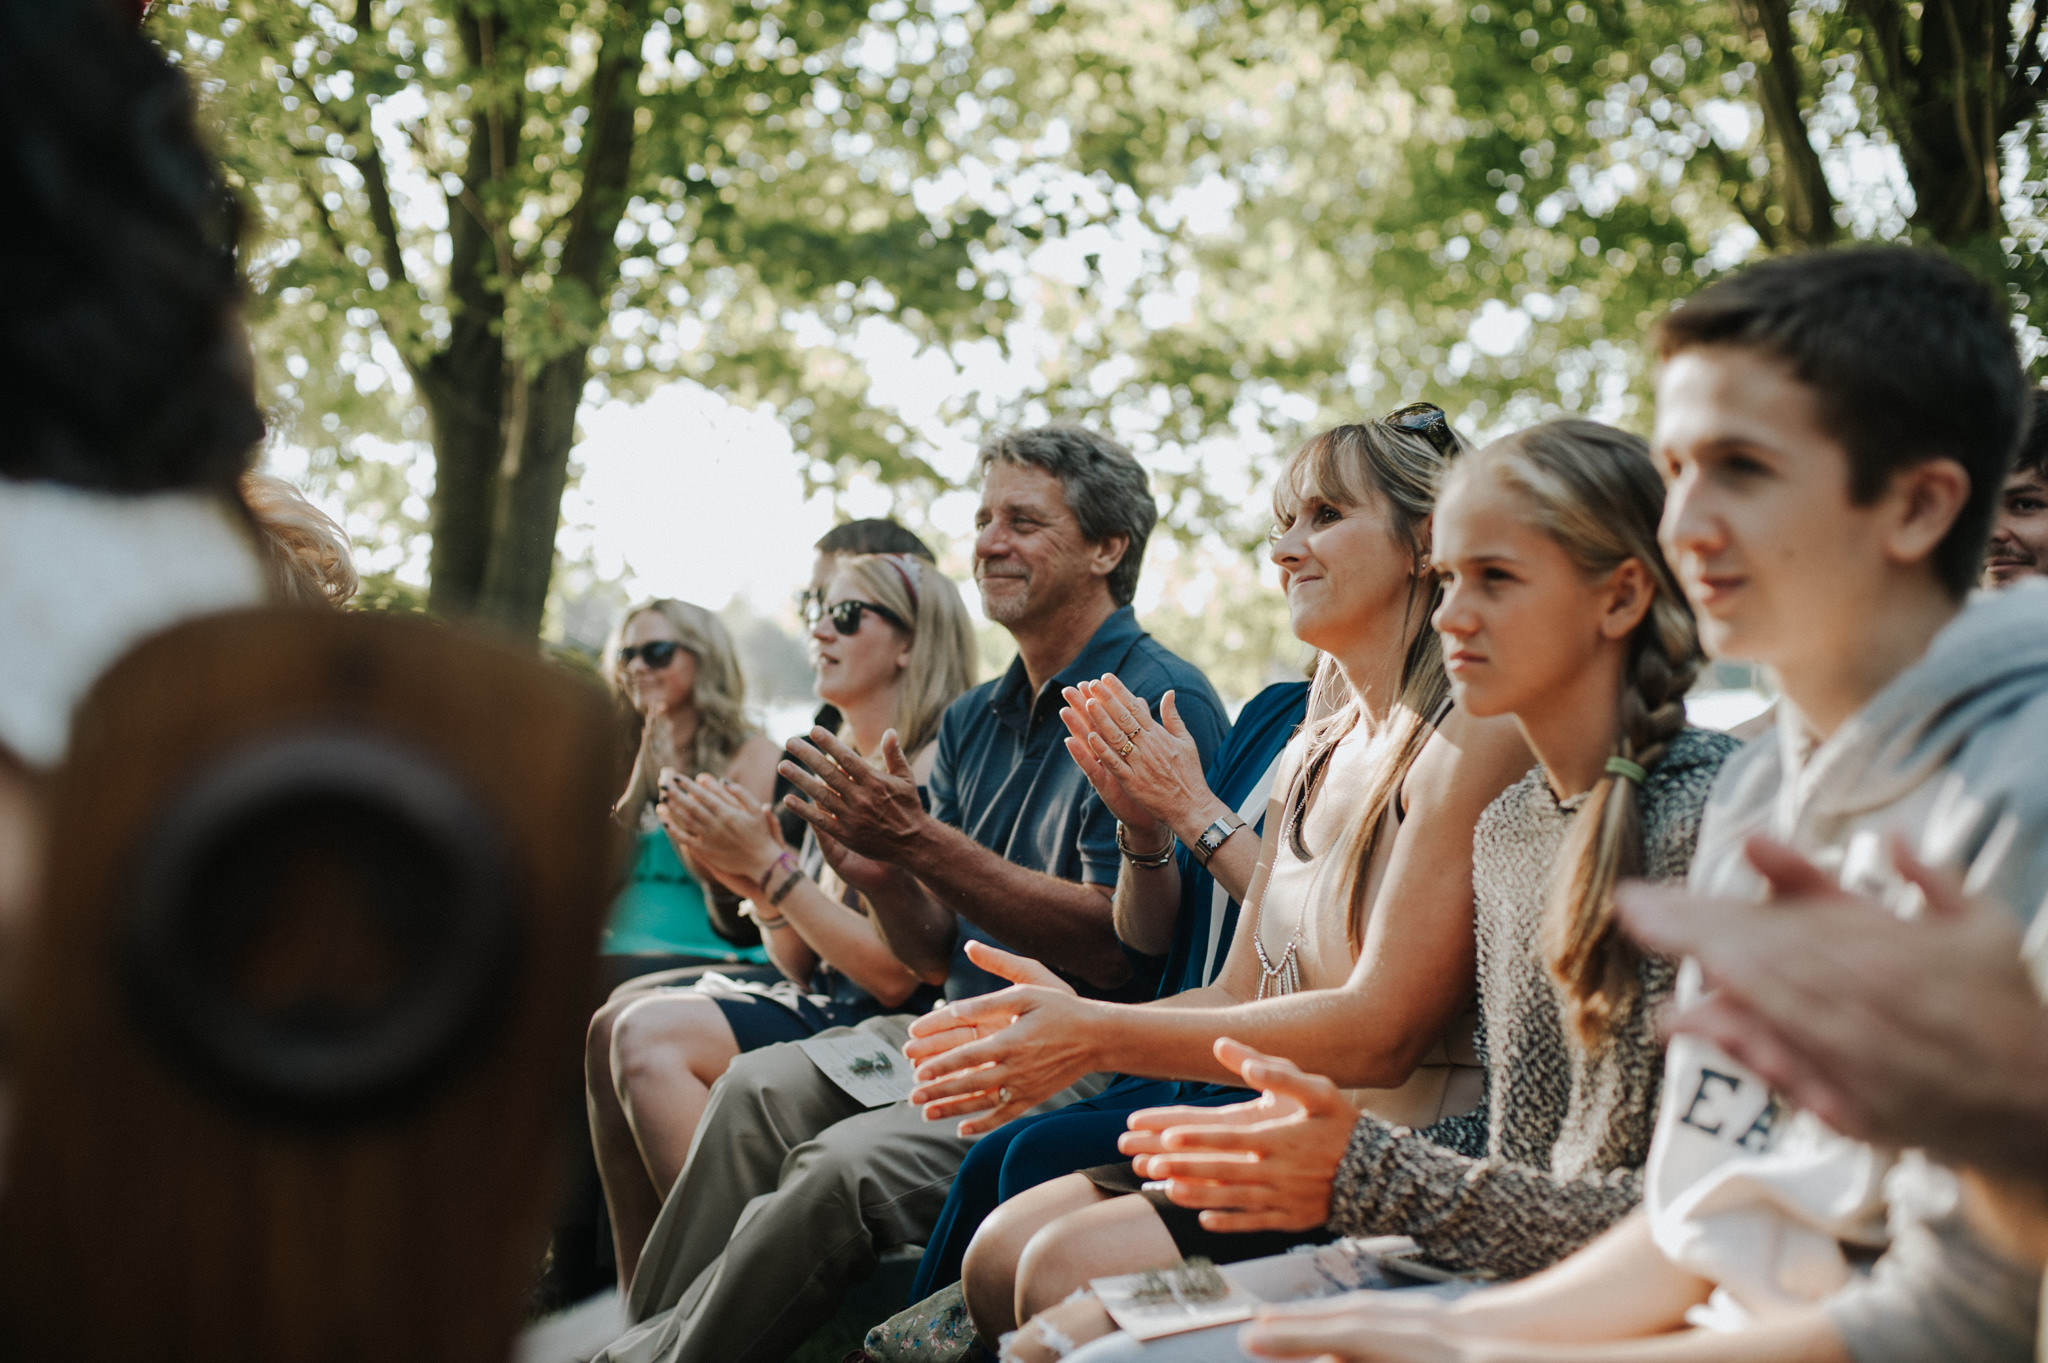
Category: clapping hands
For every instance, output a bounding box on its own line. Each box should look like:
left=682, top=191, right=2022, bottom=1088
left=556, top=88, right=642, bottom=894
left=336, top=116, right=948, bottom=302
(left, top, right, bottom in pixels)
left=903, top=940, right=1096, bottom=1135
left=657, top=772, right=782, bottom=900
left=1059, top=675, right=1210, bottom=842
left=779, top=727, right=927, bottom=864
left=1119, top=1038, right=1360, bottom=1233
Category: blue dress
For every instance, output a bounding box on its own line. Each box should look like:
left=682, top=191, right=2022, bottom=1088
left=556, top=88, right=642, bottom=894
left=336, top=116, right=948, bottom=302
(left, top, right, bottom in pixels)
left=906, top=681, right=1312, bottom=1301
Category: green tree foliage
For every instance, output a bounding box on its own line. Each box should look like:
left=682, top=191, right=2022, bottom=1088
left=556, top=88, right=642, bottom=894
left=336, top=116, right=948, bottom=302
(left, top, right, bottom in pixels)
left=979, top=0, right=2048, bottom=554
left=170, top=0, right=2048, bottom=640
left=171, top=0, right=1021, bottom=632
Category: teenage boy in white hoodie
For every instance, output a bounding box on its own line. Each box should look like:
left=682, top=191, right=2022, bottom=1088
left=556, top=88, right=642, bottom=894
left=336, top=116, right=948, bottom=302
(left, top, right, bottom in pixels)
left=1239, top=247, right=2048, bottom=1363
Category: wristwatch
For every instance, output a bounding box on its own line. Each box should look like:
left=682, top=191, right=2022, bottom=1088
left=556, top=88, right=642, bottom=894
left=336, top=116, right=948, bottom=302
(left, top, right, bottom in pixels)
left=1188, top=812, right=1247, bottom=869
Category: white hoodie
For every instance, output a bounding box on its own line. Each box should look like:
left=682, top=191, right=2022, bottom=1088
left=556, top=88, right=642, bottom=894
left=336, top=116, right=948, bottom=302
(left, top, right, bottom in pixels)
left=0, top=478, right=265, bottom=768
left=1644, top=580, right=2048, bottom=1360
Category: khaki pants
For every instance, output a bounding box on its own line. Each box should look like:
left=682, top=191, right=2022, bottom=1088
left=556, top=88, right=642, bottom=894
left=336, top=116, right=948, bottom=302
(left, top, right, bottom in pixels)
left=598, top=1014, right=1109, bottom=1363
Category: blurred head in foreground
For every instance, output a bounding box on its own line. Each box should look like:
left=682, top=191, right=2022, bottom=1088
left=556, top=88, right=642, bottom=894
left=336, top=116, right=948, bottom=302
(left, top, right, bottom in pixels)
left=0, top=0, right=269, bottom=772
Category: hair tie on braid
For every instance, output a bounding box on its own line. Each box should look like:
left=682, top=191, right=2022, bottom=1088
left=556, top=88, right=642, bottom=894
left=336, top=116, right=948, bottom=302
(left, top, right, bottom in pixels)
left=1604, top=755, right=1648, bottom=784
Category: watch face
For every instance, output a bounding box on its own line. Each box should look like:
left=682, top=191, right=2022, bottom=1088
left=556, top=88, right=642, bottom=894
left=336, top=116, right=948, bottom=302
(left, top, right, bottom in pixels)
left=1193, top=814, right=1244, bottom=867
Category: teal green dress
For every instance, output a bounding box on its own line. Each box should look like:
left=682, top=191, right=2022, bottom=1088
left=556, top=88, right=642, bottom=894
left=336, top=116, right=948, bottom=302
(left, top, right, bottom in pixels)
left=603, top=826, right=771, bottom=964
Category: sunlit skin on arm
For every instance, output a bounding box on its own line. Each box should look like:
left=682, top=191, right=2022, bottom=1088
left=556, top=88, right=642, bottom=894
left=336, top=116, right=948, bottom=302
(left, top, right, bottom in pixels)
left=900, top=710, right=1531, bottom=1134
left=1236, top=1214, right=1851, bottom=1363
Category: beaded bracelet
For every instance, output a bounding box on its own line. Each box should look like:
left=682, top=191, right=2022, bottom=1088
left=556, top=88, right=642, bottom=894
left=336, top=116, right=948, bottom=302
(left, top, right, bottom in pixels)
left=756, top=849, right=801, bottom=892
left=767, top=864, right=807, bottom=907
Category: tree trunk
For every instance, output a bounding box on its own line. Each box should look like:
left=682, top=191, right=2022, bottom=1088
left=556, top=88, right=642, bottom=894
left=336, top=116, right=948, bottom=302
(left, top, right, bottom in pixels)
left=477, top=354, right=587, bottom=636
left=473, top=0, right=652, bottom=635
left=1732, top=0, right=1838, bottom=247
left=1900, top=0, right=2007, bottom=244
left=419, top=344, right=505, bottom=619
left=423, top=4, right=525, bottom=619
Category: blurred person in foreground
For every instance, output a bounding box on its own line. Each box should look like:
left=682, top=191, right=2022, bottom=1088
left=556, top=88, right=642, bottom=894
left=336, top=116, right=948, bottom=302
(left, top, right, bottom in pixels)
left=0, top=0, right=267, bottom=778
left=0, top=0, right=270, bottom=1183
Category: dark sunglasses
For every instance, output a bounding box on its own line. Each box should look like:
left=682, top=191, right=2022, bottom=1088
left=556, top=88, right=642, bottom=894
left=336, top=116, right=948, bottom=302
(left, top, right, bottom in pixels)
left=617, top=639, right=684, bottom=669
left=796, top=587, right=828, bottom=626
left=820, top=598, right=908, bottom=636
left=1385, top=401, right=1460, bottom=458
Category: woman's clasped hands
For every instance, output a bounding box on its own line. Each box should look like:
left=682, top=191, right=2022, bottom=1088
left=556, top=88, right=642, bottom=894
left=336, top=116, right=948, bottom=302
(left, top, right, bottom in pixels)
left=904, top=940, right=1102, bottom=1135
left=657, top=772, right=785, bottom=905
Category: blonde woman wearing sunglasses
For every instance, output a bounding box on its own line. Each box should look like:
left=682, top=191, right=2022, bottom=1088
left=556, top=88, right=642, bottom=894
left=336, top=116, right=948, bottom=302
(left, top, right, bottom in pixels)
left=588, top=556, right=977, bottom=1289
left=599, top=598, right=783, bottom=964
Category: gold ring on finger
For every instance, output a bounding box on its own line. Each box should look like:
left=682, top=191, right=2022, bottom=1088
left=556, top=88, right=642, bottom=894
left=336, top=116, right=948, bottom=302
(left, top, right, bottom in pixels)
left=1117, top=737, right=1136, bottom=758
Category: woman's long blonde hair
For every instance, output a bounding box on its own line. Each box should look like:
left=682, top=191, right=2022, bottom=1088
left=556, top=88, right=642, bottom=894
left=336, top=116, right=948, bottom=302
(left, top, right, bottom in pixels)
left=1273, top=417, right=1462, bottom=952
left=603, top=598, right=756, bottom=816
left=241, top=471, right=358, bottom=606
left=1445, top=419, right=1703, bottom=1044
left=830, top=553, right=977, bottom=758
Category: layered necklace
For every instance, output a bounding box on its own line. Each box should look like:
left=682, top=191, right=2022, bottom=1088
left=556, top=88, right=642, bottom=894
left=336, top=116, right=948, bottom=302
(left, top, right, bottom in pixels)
left=1253, top=737, right=1340, bottom=1000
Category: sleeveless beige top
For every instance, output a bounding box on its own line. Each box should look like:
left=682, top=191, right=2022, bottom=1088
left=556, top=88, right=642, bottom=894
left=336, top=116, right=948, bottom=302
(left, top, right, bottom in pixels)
left=1254, top=719, right=1483, bottom=1132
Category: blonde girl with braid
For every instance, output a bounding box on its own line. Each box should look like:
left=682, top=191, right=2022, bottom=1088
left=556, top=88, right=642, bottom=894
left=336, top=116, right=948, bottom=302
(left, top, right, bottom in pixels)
left=1025, top=420, right=1739, bottom=1363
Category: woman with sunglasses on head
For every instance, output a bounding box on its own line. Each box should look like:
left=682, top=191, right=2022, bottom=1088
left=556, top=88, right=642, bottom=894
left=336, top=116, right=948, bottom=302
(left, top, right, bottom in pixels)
left=873, top=409, right=1535, bottom=1361
left=587, top=555, right=978, bottom=1290
left=1024, top=421, right=1737, bottom=1363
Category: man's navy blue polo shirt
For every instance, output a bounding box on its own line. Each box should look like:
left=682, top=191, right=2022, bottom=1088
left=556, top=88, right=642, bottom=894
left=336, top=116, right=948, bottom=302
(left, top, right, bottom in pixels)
left=925, top=605, right=1229, bottom=1002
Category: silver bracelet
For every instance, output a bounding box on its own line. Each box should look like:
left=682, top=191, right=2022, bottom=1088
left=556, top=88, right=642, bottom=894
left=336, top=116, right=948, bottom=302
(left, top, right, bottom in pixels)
left=1116, top=822, right=1177, bottom=869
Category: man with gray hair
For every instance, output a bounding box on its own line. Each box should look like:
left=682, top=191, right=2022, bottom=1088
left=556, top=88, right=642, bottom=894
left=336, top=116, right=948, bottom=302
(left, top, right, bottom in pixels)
left=596, top=425, right=1229, bottom=1363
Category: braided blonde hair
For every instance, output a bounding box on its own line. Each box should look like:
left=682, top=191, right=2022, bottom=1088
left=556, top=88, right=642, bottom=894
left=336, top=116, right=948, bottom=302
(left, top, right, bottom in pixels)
left=1447, top=419, right=1702, bottom=1044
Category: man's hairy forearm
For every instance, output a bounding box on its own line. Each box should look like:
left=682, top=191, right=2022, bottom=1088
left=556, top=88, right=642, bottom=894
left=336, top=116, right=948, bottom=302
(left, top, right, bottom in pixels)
left=1112, top=863, right=1182, bottom=957
left=903, top=818, right=1129, bottom=988
left=859, top=868, right=956, bottom=985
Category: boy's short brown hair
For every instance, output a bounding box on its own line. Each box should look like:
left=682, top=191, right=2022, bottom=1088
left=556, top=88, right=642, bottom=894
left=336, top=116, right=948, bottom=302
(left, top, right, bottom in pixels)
left=1654, top=247, right=2029, bottom=598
